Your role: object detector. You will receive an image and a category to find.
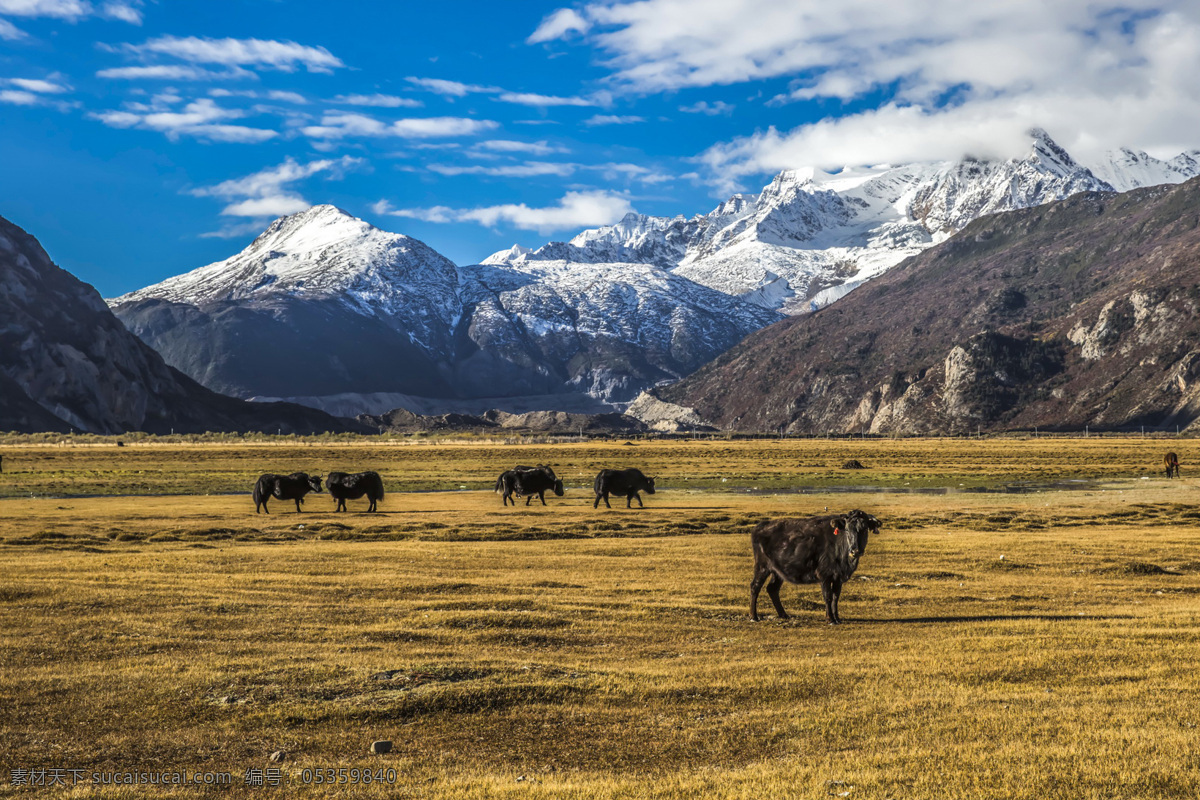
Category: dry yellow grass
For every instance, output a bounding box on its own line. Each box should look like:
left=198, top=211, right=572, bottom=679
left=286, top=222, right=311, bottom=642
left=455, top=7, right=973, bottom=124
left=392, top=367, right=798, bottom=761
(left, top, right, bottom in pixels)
left=1, top=438, right=1199, bottom=798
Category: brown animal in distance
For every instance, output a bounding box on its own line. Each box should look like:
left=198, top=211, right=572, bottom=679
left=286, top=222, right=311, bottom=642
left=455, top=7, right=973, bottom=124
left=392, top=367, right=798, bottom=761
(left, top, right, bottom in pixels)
left=1165, top=452, right=1181, bottom=479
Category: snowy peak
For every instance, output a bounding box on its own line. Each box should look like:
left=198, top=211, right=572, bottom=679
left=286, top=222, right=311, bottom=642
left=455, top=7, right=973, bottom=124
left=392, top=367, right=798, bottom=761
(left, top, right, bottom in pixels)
left=1027, top=127, right=1082, bottom=177
left=1091, top=147, right=1200, bottom=191
left=113, top=204, right=459, bottom=310
left=479, top=129, right=1200, bottom=316
left=482, top=243, right=535, bottom=265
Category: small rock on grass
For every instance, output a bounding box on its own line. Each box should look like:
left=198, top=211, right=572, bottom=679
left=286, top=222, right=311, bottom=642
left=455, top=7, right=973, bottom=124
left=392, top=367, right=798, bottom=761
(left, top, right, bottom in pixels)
left=370, top=740, right=392, bottom=755
left=269, top=751, right=286, bottom=763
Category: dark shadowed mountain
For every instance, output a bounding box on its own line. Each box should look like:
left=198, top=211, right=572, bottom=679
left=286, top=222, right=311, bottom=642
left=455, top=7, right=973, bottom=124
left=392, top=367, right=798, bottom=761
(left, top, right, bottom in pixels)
left=0, top=214, right=363, bottom=434
left=650, top=177, right=1200, bottom=434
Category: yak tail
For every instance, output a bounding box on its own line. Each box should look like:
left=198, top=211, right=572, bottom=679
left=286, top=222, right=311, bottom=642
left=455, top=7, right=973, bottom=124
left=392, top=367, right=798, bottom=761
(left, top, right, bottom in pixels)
left=494, top=474, right=504, bottom=494
left=372, top=474, right=385, bottom=503
left=252, top=476, right=267, bottom=506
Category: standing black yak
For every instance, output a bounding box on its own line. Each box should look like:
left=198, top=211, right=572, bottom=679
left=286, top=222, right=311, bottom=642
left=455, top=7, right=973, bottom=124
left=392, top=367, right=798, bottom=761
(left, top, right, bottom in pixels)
left=253, top=472, right=323, bottom=514
left=593, top=468, right=656, bottom=508
left=326, top=471, right=386, bottom=512
left=495, top=464, right=564, bottom=506
left=749, top=509, right=882, bottom=624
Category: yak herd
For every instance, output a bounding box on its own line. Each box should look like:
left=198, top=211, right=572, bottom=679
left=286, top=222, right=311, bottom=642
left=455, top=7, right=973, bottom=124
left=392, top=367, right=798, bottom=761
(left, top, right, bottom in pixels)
left=247, top=450, right=1179, bottom=624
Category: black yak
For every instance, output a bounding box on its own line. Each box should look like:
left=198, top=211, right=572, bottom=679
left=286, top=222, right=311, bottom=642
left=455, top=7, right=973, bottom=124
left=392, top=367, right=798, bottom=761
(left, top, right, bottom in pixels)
left=495, top=464, right=564, bottom=506
left=253, top=472, right=323, bottom=514
left=326, top=471, right=385, bottom=512
left=749, top=509, right=882, bottom=624
left=593, top=468, right=656, bottom=509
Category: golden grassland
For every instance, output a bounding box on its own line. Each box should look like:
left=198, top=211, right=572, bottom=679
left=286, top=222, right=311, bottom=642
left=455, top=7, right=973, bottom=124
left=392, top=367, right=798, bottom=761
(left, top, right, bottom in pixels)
left=1, top=438, right=1199, bottom=798
left=0, top=435, right=1192, bottom=497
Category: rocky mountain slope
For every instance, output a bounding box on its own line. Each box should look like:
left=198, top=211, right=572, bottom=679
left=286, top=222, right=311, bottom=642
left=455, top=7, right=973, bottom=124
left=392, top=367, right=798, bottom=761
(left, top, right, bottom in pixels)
left=360, top=407, right=647, bottom=435
left=111, top=206, right=779, bottom=413
left=486, top=131, right=1200, bottom=314
left=0, top=214, right=360, bottom=434
left=648, top=177, right=1200, bottom=434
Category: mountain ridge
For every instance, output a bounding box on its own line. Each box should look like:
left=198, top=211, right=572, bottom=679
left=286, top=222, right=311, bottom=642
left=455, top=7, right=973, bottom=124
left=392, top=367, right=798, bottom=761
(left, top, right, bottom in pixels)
left=485, top=131, right=1198, bottom=315
left=111, top=207, right=780, bottom=412
left=650, top=178, right=1200, bottom=434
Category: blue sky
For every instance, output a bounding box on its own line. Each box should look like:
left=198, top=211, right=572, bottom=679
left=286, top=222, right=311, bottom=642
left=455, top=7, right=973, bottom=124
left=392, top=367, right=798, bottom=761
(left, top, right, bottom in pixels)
left=3, top=0, right=1199, bottom=297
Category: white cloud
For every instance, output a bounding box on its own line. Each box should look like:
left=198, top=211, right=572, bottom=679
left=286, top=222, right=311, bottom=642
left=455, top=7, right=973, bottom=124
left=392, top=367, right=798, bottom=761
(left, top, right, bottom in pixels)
left=528, top=8, right=591, bottom=43
left=119, top=35, right=344, bottom=73
left=218, top=196, right=312, bottom=218
left=428, top=161, right=577, bottom=178
left=0, top=89, right=39, bottom=105
left=0, top=19, right=25, bottom=38
left=0, top=0, right=141, bottom=22
left=548, top=0, right=1200, bottom=188
left=204, top=88, right=308, bottom=106
left=89, top=97, right=278, bottom=142
left=0, top=76, right=75, bottom=108
left=0, top=0, right=89, bottom=18
left=7, top=77, right=69, bottom=93
left=301, top=111, right=386, bottom=139
left=332, top=93, right=422, bottom=108
left=680, top=100, right=733, bottom=116
left=375, top=189, right=634, bottom=234
left=391, top=116, right=499, bottom=137
left=302, top=112, right=498, bottom=140
left=100, top=0, right=140, bottom=23
left=582, top=114, right=643, bottom=126
left=496, top=91, right=596, bottom=107
left=97, top=64, right=255, bottom=80
left=405, top=76, right=499, bottom=97
left=592, top=162, right=674, bottom=184
left=190, top=155, right=364, bottom=235
left=474, top=139, right=565, bottom=156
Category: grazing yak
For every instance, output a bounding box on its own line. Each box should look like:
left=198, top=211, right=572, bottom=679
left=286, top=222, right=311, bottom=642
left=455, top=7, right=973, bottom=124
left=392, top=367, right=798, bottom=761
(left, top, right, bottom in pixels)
left=593, top=468, right=656, bottom=509
left=495, top=464, right=564, bottom=506
left=749, top=509, right=882, bottom=624
left=326, top=470, right=385, bottom=512
left=253, top=472, right=323, bottom=514
left=1165, top=452, right=1181, bottom=479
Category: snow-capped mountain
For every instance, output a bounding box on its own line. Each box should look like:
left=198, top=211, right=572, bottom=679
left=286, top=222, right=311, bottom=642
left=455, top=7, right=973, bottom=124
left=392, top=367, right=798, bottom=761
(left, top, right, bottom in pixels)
left=116, top=204, right=464, bottom=357
left=485, top=130, right=1200, bottom=314
left=1090, top=147, right=1200, bottom=192
left=110, top=206, right=778, bottom=413
left=459, top=259, right=779, bottom=401
left=110, top=130, right=1200, bottom=418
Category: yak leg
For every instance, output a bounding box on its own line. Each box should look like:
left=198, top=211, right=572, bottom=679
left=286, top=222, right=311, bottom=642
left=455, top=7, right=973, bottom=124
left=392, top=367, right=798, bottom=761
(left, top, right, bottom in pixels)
left=822, top=580, right=841, bottom=624
left=595, top=491, right=610, bottom=509
left=766, top=574, right=788, bottom=619
left=750, top=564, right=771, bottom=621
left=539, top=491, right=547, bottom=506
left=257, top=498, right=268, bottom=514
left=632, top=492, right=643, bottom=508
left=295, top=497, right=304, bottom=513
left=368, top=497, right=377, bottom=512
left=503, top=490, right=514, bottom=506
